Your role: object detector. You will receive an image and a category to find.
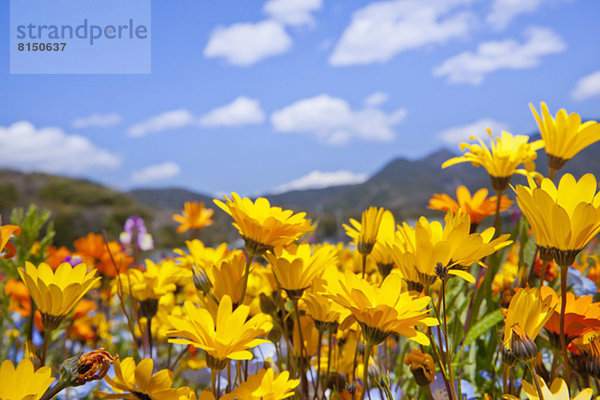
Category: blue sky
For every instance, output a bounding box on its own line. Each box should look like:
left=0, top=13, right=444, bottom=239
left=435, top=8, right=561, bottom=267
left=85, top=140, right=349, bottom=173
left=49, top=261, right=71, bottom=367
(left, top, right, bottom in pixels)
left=1, top=0, right=600, bottom=196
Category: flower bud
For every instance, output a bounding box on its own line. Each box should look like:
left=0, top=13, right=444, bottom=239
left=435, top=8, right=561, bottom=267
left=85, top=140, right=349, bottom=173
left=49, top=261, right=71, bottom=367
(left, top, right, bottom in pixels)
left=192, top=266, right=213, bottom=294
left=509, top=324, right=538, bottom=362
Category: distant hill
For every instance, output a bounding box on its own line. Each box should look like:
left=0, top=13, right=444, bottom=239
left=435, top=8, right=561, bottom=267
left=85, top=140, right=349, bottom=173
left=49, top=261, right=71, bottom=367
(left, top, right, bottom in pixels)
left=3, top=139, right=600, bottom=247
left=0, top=170, right=150, bottom=246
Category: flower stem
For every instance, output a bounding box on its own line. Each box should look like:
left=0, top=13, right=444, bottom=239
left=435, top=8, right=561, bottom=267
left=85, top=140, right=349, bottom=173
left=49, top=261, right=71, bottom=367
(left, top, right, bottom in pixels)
left=211, top=369, right=218, bottom=397
left=359, top=342, right=372, bottom=400
left=361, top=253, right=368, bottom=279
left=528, top=361, right=546, bottom=400
left=41, top=327, right=53, bottom=366
left=559, top=265, right=571, bottom=394
left=147, top=317, right=153, bottom=359
left=441, top=279, right=457, bottom=400
left=293, top=298, right=308, bottom=399
left=493, top=190, right=504, bottom=236
left=315, top=328, right=323, bottom=400
left=39, top=381, right=68, bottom=400
left=238, top=255, right=255, bottom=307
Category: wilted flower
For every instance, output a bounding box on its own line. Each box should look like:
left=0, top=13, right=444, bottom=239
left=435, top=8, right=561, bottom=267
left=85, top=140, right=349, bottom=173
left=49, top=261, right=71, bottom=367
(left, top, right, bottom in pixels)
left=404, top=349, right=435, bottom=386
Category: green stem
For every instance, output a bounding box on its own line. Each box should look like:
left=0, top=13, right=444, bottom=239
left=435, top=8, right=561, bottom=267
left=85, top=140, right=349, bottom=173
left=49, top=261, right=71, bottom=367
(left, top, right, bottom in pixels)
left=528, top=361, right=545, bottom=400
left=147, top=317, right=153, bottom=359
left=559, top=265, right=571, bottom=394
left=39, top=381, right=68, bottom=400
left=293, top=299, right=308, bottom=399
left=493, top=190, right=503, bottom=236
left=41, top=328, right=53, bottom=366
left=211, top=369, right=218, bottom=398
left=441, top=280, right=457, bottom=400
left=359, top=342, right=372, bottom=400
left=361, top=253, right=368, bottom=279
left=238, top=255, right=255, bottom=307
left=315, top=328, right=323, bottom=400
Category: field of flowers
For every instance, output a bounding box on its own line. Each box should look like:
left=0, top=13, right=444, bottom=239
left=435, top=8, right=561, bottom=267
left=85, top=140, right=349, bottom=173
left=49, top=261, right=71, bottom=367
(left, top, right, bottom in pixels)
left=2, top=102, right=600, bottom=399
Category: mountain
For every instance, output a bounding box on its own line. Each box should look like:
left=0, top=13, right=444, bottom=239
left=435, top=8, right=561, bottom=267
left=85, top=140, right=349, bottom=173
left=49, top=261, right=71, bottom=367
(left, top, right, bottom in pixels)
left=130, top=188, right=213, bottom=209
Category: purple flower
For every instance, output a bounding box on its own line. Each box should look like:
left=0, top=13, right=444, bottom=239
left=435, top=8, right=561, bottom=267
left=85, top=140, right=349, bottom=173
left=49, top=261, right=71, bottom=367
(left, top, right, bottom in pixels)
left=62, top=254, right=83, bottom=267
left=120, top=216, right=153, bottom=252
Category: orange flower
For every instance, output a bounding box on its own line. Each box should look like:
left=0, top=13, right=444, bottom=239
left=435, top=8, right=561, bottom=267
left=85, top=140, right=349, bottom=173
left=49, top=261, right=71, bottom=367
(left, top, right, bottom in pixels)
left=173, top=201, right=214, bottom=233
left=45, top=246, right=74, bottom=270
left=541, top=286, right=600, bottom=347
left=74, top=233, right=133, bottom=277
left=4, top=278, right=31, bottom=317
left=0, top=224, right=21, bottom=259
left=428, top=186, right=513, bottom=225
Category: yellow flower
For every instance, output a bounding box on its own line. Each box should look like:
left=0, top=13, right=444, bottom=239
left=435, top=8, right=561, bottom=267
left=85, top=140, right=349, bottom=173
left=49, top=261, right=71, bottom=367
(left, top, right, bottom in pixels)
left=173, top=201, right=214, bottom=233
left=0, top=358, right=54, bottom=400
left=393, top=212, right=511, bottom=288
left=514, top=173, right=600, bottom=266
left=503, top=287, right=554, bottom=362
left=121, top=259, right=182, bottom=301
left=166, top=295, right=272, bottom=368
left=503, top=377, right=592, bottom=400
left=369, top=211, right=398, bottom=278
left=343, top=207, right=386, bottom=255
left=530, top=102, right=600, bottom=176
left=266, top=242, right=337, bottom=297
left=95, top=357, right=191, bottom=400
left=442, top=129, right=543, bottom=192
left=18, top=262, right=100, bottom=329
left=214, top=193, right=314, bottom=257
left=174, top=240, right=230, bottom=270
left=428, top=186, right=513, bottom=226
left=325, top=270, right=437, bottom=345
left=221, top=368, right=299, bottom=400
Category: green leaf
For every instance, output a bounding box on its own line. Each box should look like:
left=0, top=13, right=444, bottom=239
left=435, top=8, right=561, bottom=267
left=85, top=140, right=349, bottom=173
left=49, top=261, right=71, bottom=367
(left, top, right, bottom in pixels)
left=463, top=309, right=503, bottom=349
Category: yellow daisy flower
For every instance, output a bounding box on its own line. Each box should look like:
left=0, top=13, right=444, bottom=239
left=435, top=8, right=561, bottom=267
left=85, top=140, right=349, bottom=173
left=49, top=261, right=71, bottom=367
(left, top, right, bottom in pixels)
left=514, top=173, right=600, bottom=267
left=343, top=206, right=386, bottom=255
left=95, top=357, right=192, bottom=400
left=442, top=129, right=543, bottom=192
left=0, top=358, right=54, bottom=400
left=221, top=368, right=299, bottom=400
left=166, top=295, right=272, bottom=369
left=503, top=377, right=592, bottom=400
left=214, top=193, right=313, bottom=257
left=121, top=259, right=182, bottom=301
left=18, top=262, right=100, bottom=329
left=266, top=242, right=337, bottom=298
left=530, top=102, right=600, bottom=178
left=393, top=212, right=511, bottom=289
left=173, top=201, right=214, bottom=233
left=174, top=240, right=230, bottom=270
left=325, top=270, right=437, bottom=346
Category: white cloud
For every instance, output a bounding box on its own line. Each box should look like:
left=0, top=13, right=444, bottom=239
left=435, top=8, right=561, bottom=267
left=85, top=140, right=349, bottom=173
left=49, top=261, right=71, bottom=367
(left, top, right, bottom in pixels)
left=131, top=162, right=181, bottom=184
left=0, top=121, right=120, bottom=174
left=433, top=27, right=566, bottom=85
left=437, top=118, right=509, bottom=145
left=72, top=113, right=121, bottom=128
left=487, top=0, right=543, bottom=30
left=272, top=170, right=368, bottom=193
left=364, top=92, right=389, bottom=108
left=263, top=0, right=323, bottom=27
left=271, top=94, right=407, bottom=145
left=329, top=0, right=475, bottom=66
left=204, top=20, right=292, bottom=66
left=199, top=97, right=265, bottom=127
left=571, top=70, right=600, bottom=102
left=127, top=109, right=194, bottom=137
